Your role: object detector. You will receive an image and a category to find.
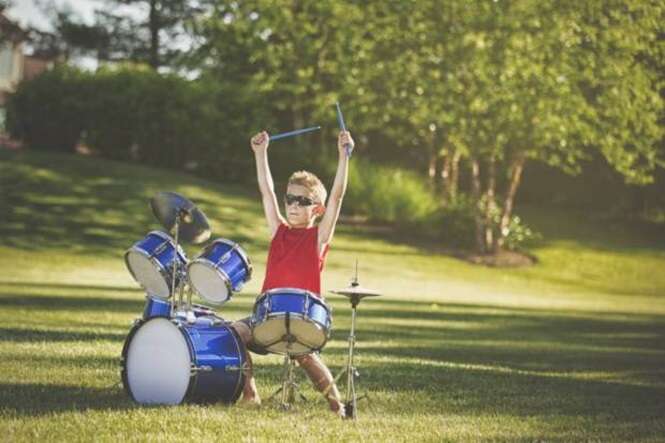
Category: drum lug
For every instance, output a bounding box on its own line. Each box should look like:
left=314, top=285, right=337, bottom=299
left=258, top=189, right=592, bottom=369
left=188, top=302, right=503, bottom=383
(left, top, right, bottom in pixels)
left=304, top=295, right=310, bottom=319
left=192, top=365, right=213, bottom=373
left=219, top=244, right=238, bottom=264
left=154, top=240, right=169, bottom=255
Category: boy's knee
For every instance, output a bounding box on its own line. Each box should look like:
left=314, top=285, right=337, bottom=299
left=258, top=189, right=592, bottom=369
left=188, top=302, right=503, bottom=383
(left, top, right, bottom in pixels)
left=230, top=321, right=253, bottom=345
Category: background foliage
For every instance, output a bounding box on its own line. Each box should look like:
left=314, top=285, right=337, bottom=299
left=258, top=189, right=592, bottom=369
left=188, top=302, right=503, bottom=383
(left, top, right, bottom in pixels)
left=6, top=0, right=664, bottom=252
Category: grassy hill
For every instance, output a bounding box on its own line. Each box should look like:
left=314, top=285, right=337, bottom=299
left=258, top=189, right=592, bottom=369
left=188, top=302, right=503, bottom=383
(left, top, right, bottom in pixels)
left=1, top=149, right=664, bottom=441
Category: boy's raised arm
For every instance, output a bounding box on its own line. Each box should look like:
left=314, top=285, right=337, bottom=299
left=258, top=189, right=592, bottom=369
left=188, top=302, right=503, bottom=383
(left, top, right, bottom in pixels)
left=251, top=131, right=285, bottom=238
left=318, top=131, right=353, bottom=249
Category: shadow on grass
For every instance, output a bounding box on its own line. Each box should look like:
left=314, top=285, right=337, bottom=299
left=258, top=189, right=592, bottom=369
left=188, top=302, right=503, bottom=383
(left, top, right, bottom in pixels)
left=0, top=150, right=265, bottom=257
left=0, top=327, right=126, bottom=342
left=0, top=281, right=140, bottom=292
left=2, top=287, right=665, bottom=420
left=0, top=383, right=135, bottom=416
left=0, top=282, right=257, bottom=317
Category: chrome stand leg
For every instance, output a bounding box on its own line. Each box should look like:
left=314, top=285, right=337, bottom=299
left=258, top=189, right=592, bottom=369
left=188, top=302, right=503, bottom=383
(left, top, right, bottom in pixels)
left=268, top=354, right=306, bottom=410
left=330, top=300, right=368, bottom=420
left=169, top=217, right=180, bottom=318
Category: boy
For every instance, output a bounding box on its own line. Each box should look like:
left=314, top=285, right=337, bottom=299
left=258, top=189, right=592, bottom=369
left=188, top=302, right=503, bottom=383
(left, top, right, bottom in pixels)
left=231, top=129, right=353, bottom=417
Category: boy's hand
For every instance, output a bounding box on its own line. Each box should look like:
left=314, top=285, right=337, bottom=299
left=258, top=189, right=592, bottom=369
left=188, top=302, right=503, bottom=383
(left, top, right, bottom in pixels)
left=338, top=131, right=354, bottom=157
left=251, top=131, right=269, bottom=154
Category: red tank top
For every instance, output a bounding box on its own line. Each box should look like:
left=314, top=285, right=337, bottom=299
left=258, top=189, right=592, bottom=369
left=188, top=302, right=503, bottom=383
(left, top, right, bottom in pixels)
left=261, top=224, right=329, bottom=297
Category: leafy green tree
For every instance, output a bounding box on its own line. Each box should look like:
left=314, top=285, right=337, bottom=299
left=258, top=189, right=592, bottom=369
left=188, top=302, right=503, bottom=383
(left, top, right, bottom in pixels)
left=32, top=0, right=204, bottom=68
left=192, top=0, right=367, bottom=171
left=192, top=0, right=663, bottom=254
left=93, top=0, right=204, bottom=69
left=356, top=0, right=664, bottom=253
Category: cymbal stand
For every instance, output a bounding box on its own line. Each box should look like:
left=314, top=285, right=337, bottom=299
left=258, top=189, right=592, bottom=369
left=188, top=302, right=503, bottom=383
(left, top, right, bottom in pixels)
left=333, top=262, right=369, bottom=420
left=169, top=212, right=189, bottom=319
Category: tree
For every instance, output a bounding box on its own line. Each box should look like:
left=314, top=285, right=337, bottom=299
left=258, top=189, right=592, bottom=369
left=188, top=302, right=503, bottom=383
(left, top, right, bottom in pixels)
left=190, top=0, right=664, bottom=254
left=25, top=6, right=107, bottom=61
left=356, top=0, right=664, bottom=253
left=192, top=0, right=368, bottom=170
left=93, top=0, right=204, bottom=69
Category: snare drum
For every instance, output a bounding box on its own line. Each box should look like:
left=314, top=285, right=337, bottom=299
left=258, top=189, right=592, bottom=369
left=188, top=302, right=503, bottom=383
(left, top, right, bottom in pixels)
left=121, top=316, right=245, bottom=405
left=251, top=288, right=332, bottom=355
left=125, top=231, right=187, bottom=299
left=188, top=239, right=252, bottom=305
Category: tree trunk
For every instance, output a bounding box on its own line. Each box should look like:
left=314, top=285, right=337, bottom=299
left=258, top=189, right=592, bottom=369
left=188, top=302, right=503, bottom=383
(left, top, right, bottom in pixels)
left=470, top=157, right=484, bottom=253
left=448, top=148, right=461, bottom=201
left=484, top=155, right=497, bottom=253
left=428, top=151, right=438, bottom=183
left=149, top=0, right=160, bottom=69
left=496, top=154, right=526, bottom=251
left=440, top=147, right=451, bottom=201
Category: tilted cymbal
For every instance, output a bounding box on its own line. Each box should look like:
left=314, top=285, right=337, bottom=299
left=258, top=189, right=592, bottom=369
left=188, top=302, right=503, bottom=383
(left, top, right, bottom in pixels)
left=330, top=286, right=381, bottom=298
left=150, top=192, right=211, bottom=244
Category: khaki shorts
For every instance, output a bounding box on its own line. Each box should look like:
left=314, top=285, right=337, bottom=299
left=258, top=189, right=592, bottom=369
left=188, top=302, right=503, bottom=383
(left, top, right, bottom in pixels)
left=234, top=316, right=270, bottom=355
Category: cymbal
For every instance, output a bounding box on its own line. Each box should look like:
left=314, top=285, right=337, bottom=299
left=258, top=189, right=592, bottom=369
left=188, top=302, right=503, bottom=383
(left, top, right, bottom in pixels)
left=330, top=285, right=381, bottom=298
left=150, top=192, right=211, bottom=244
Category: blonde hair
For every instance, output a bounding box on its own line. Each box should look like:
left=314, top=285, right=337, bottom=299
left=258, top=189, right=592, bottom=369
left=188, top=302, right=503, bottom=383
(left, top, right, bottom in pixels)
left=288, top=170, right=327, bottom=205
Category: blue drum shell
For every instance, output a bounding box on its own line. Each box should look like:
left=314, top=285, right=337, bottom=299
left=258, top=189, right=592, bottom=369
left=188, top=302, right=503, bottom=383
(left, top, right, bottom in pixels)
left=204, top=241, right=250, bottom=291
left=255, top=289, right=332, bottom=329
left=151, top=234, right=186, bottom=275
left=128, top=231, right=187, bottom=292
left=181, top=318, right=246, bottom=403
left=142, top=296, right=171, bottom=319
left=121, top=317, right=245, bottom=405
left=253, top=289, right=332, bottom=332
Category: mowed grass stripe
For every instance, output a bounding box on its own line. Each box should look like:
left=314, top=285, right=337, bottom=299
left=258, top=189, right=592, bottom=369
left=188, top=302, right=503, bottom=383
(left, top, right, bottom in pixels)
left=1, top=150, right=665, bottom=441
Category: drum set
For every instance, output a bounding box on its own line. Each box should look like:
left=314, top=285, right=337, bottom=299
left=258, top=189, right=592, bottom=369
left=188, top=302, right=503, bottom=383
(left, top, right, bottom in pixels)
left=120, top=191, right=380, bottom=419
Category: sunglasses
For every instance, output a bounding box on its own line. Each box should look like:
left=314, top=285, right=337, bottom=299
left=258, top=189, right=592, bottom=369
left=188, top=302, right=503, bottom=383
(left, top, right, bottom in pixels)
left=284, top=193, right=315, bottom=207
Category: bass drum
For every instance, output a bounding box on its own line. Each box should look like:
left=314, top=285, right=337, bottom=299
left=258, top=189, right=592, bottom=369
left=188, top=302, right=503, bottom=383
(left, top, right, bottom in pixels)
left=121, top=316, right=245, bottom=405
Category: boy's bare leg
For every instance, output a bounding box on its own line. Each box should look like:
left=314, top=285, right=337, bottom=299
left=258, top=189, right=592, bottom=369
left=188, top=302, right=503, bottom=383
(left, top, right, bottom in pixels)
left=295, top=353, right=344, bottom=417
left=231, top=321, right=261, bottom=404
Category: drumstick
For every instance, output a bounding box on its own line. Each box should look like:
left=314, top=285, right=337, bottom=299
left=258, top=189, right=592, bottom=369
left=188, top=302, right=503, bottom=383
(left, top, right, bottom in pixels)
left=335, top=102, right=353, bottom=157
left=269, top=126, right=321, bottom=141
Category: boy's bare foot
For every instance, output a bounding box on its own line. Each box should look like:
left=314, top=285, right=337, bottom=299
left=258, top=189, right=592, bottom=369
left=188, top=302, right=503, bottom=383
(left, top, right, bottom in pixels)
left=240, top=394, right=262, bottom=406
left=329, top=399, right=345, bottom=418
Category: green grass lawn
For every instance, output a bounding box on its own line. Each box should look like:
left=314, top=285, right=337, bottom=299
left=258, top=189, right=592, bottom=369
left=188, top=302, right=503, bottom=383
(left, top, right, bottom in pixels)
left=1, top=150, right=664, bottom=442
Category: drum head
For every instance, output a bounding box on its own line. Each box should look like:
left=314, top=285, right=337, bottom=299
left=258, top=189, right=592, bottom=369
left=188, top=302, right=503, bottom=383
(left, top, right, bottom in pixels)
left=126, top=250, right=170, bottom=299
left=253, top=316, right=326, bottom=355
left=125, top=318, right=191, bottom=404
left=188, top=262, right=230, bottom=305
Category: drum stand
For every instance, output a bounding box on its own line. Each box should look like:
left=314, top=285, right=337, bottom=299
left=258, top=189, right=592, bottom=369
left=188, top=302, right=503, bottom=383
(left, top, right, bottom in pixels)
left=169, top=211, right=195, bottom=320
left=268, top=352, right=307, bottom=410
left=169, top=215, right=183, bottom=318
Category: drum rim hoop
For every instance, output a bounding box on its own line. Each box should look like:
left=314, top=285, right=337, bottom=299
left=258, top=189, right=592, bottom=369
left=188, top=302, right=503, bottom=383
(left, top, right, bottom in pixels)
left=121, top=317, right=195, bottom=404
left=187, top=258, right=233, bottom=305
left=260, top=287, right=320, bottom=298
left=124, top=247, right=172, bottom=300
left=251, top=310, right=332, bottom=343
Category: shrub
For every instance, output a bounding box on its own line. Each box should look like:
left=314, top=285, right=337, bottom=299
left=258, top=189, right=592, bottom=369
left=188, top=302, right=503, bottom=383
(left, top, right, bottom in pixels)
left=497, top=214, right=541, bottom=251
left=428, top=197, right=478, bottom=249
left=338, top=158, right=438, bottom=225
left=6, top=66, right=90, bottom=152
